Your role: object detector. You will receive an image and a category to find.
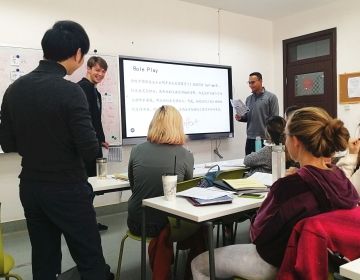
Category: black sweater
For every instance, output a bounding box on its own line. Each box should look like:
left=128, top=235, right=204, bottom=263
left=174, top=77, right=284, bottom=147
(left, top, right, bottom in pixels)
left=77, top=78, right=105, bottom=144
left=0, top=60, right=99, bottom=183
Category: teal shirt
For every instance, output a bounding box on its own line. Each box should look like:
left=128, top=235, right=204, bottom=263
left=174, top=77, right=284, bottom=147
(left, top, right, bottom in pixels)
left=127, top=141, right=194, bottom=235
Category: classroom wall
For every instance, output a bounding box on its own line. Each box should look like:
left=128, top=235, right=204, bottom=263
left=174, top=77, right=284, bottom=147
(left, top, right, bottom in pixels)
left=0, top=0, right=273, bottom=222
left=273, top=0, right=360, bottom=135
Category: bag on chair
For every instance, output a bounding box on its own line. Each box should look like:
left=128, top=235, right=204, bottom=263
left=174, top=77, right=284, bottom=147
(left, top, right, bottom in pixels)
left=197, top=165, right=221, bottom=188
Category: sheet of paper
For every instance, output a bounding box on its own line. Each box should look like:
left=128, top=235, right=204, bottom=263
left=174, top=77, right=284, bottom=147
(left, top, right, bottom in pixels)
left=248, top=172, right=273, bottom=186
left=348, top=77, right=360, bottom=98
left=107, top=145, right=122, bottom=162
left=230, top=99, right=249, bottom=116
left=220, top=159, right=245, bottom=167
left=177, top=187, right=232, bottom=200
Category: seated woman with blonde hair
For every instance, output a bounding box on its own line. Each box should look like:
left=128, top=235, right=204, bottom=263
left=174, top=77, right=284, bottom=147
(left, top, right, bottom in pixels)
left=191, top=107, right=359, bottom=280
left=127, top=105, right=205, bottom=280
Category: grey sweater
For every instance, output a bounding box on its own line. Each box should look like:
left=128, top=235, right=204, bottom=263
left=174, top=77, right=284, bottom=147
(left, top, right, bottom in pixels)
left=242, top=89, right=279, bottom=139
left=127, top=141, right=194, bottom=236
left=243, top=145, right=272, bottom=176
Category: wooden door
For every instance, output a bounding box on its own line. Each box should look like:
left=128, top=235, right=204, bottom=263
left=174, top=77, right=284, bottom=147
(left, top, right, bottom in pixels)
left=283, top=28, right=337, bottom=117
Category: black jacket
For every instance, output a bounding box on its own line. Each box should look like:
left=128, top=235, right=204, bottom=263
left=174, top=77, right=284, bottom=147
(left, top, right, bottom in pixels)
left=0, top=60, right=99, bottom=183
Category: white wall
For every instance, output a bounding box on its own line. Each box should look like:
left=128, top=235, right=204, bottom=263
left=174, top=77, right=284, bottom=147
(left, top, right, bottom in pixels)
left=273, top=0, right=360, bottom=135
left=0, top=0, right=274, bottom=222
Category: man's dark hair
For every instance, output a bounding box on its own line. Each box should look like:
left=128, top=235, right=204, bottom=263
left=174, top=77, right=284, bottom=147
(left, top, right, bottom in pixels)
left=87, top=56, right=108, bottom=71
left=249, top=72, right=262, bottom=80
left=41, top=20, right=90, bottom=62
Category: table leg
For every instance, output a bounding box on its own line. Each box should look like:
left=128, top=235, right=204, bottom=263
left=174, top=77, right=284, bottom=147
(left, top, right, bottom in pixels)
left=206, top=221, right=215, bottom=280
left=141, top=206, right=146, bottom=280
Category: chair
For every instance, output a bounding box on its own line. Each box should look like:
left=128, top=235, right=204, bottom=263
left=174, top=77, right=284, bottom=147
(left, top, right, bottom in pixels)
left=215, top=168, right=247, bottom=180
left=116, top=177, right=203, bottom=280
left=214, top=168, right=250, bottom=246
left=172, top=177, right=203, bottom=276
left=0, top=203, right=23, bottom=280
left=115, top=230, right=153, bottom=280
left=278, top=207, right=360, bottom=280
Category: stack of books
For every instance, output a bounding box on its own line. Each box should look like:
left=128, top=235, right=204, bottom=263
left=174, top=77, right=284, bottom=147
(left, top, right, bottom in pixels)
left=177, top=187, right=233, bottom=206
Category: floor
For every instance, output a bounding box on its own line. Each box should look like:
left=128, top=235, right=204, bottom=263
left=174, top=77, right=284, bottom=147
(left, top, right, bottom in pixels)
left=3, top=210, right=251, bottom=280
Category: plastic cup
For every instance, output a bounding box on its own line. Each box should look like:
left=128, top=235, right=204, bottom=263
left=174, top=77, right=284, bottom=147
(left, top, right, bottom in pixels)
left=162, top=174, right=177, bottom=201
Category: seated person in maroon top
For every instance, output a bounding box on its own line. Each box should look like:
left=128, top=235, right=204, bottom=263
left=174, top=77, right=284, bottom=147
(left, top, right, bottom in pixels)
left=191, top=107, right=359, bottom=280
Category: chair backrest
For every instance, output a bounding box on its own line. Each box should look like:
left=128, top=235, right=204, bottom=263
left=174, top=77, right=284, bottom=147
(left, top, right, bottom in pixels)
left=278, top=207, right=360, bottom=280
left=0, top=202, right=4, bottom=273
left=215, top=168, right=247, bottom=180
left=176, top=177, right=203, bottom=192
left=169, top=178, right=203, bottom=242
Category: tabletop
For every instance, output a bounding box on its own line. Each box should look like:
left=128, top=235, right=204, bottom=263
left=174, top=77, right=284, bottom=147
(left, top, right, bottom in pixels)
left=340, top=258, right=360, bottom=280
left=142, top=194, right=263, bottom=223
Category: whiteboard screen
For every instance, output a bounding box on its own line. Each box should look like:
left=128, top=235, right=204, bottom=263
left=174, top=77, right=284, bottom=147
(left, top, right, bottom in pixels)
left=0, top=46, right=121, bottom=154
left=119, top=56, right=234, bottom=145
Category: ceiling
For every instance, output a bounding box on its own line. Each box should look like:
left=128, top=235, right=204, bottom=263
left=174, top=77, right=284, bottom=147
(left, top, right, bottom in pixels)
left=180, top=0, right=338, bottom=20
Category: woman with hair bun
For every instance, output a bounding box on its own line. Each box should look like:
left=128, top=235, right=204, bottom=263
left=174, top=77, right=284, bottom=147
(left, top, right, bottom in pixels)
left=191, top=107, right=359, bottom=280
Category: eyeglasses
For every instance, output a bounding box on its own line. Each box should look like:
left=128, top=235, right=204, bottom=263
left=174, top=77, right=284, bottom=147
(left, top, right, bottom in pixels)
left=247, top=80, right=257, bottom=85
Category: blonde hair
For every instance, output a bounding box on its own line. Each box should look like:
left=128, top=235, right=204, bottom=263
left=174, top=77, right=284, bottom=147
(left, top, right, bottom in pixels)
left=147, top=105, right=186, bottom=145
left=287, top=107, right=349, bottom=157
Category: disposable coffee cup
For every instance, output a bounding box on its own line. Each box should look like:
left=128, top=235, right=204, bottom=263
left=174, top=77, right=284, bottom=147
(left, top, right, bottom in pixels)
left=162, top=174, right=177, bottom=201
left=96, top=158, right=107, bottom=179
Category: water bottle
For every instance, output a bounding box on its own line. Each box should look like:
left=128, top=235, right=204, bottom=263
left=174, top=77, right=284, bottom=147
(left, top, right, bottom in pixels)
left=255, top=136, right=262, bottom=152
left=96, top=158, right=108, bottom=179
left=272, top=144, right=285, bottom=182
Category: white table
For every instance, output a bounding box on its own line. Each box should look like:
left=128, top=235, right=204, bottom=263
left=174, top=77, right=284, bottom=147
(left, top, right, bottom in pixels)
left=88, top=176, right=130, bottom=195
left=88, top=158, right=246, bottom=195
left=340, top=258, right=360, bottom=280
left=141, top=194, right=264, bottom=280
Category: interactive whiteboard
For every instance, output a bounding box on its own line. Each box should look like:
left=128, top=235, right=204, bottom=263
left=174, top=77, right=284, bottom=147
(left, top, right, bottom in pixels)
left=119, top=56, right=234, bottom=145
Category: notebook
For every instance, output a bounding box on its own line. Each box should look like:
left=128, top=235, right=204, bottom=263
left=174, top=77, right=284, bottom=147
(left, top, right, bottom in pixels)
left=177, top=187, right=233, bottom=206
left=187, top=195, right=233, bottom=206
left=214, top=178, right=268, bottom=192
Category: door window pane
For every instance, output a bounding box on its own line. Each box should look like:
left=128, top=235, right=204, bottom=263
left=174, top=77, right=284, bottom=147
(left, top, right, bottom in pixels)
left=295, top=72, right=324, bottom=96
left=289, top=39, right=330, bottom=62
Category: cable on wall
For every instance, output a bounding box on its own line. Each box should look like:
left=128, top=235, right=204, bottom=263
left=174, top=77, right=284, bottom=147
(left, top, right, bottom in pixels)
left=213, top=8, right=224, bottom=160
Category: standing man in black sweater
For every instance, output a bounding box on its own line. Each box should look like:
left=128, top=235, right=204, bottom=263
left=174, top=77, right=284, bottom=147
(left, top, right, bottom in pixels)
left=78, top=56, right=109, bottom=176
left=78, top=56, right=109, bottom=231
left=0, top=21, right=113, bottom=280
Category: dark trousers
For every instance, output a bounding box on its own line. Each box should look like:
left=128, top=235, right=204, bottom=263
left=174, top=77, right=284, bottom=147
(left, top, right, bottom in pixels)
left=245, top=138, right=264, bottom=155
left=19, top=181, right=108, bottom=280
left=245, top=138, right=255, bottom=155
left=85, top=145, right=103, bottom=177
